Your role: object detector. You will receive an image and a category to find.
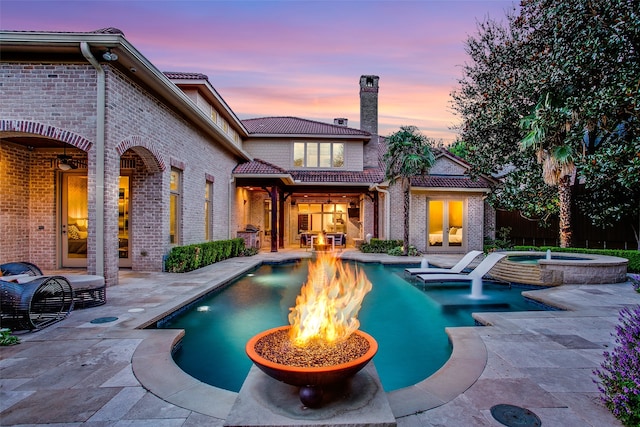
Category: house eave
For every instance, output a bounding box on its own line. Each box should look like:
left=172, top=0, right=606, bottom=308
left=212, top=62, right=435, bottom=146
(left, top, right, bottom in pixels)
left=246, top=133, right=371, bottom=141
left=233, top=174, right=296, bottom=185
left=411, top=187, right=491, bottom=193
left=0, top=31, right=253, bottom=161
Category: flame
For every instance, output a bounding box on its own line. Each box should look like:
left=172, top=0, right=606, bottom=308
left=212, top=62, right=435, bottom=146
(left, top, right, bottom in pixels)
left=316, top=233, right=326, bottom=245
left=288, top=253, right=372, bottom=347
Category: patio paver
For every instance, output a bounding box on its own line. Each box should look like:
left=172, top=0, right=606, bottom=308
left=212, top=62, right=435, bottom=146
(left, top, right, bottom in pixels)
left=0, top=249, right=635, bottom=426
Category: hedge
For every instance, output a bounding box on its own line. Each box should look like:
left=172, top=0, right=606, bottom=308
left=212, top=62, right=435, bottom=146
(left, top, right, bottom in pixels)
left=360, top=238, right=404, bottom=254
left=512, top=246, right=640, bottom=273
left=164, top=238, right=246, bottom=273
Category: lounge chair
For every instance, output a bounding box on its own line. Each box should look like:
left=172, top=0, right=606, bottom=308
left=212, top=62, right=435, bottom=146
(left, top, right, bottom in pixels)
left=1, top=261, right=43, bottom=276
left=0, top=275, right=74, bottom=330
left=416, top=252, right=507, bottom=284
left=1, top=261, right=106, bottom=309
left=405, top=250, right=483, bottom=275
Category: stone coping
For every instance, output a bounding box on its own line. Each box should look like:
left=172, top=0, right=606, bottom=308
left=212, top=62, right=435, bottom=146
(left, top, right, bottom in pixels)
left=496, top=251, right=628, bottom=285
left=131, top=323, right=487, bottom=420
left=502, top=251, right=628, bottom=266
left=130, top=254, right=491, bottom=420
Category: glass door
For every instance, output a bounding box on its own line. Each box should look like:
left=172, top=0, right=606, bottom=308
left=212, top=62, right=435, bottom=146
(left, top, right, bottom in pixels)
left=427, top=199, right=464, bottom=250
left=118, top=176, right=131, bottom=267
left=61, top=173, right=88, bottom=267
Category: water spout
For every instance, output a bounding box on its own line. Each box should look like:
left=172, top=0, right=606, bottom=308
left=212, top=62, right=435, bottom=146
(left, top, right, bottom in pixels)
left=421, top=258, right=429, bottom=269
left=470, top=277, right=484, bottom=299
left=546, top=249, right=551, bottom=260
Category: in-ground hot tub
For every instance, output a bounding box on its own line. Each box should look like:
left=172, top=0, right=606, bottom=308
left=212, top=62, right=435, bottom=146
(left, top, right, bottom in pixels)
left=489, top=251, right=628, bottom=286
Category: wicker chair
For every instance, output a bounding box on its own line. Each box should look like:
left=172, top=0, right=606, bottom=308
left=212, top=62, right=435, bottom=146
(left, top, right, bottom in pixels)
left=0, top=276, right=74, bottom=330
left=0, top=262, right=106, bottom=309
left=1, top=262, right=43, bottom=277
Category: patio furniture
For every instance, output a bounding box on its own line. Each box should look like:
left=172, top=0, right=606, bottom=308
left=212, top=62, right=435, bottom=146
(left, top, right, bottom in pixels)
left=405, top=250, right=483, bottom=276
left=416, top=252, right=507, bottom=284
left=1, top=261, right=43, bottom=276
left=0, top=275, right=74, bottom=330
left=327, top=232, right=346, bottom=248
left=1, top=262, right=106, bottom=309
left=66, top=274, right=106, bottom=308
left=300, top=232, right=314, bottom=249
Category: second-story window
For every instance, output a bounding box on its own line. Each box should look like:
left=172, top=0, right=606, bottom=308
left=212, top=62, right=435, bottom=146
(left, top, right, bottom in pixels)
left=293, top=142, right=344, bottom=168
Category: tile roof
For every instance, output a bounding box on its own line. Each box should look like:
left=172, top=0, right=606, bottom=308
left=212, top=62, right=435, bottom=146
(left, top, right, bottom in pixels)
left=410, top=175, right=493, bottom=189
left=164, top=72, right=209, bottom=80
left=233, top=158, right=287, bottom=175
left=242, top=117, right=371, bottom=137
left=233, top=159, right=384, bottom=184
left=291, top=168, right=384, bottom=183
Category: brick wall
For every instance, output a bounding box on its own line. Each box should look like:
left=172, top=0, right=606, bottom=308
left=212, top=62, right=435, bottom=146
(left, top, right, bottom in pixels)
left=1, top=63, right=240, bottom=282
left=384, top=182, right=490, bottom=253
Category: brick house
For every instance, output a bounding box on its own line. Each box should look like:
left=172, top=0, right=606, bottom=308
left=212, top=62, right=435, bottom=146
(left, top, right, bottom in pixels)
left=0, top=29, right=494, bottom=286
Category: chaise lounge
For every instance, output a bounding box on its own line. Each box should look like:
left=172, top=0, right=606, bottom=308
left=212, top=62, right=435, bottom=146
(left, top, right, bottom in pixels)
left=416, top=252, right=507, bottom=285
left=1, top=261, right=106, bottom=310
left=405, top=250, right=483, bottom=276
left=0, top=275, right=74, bottom=330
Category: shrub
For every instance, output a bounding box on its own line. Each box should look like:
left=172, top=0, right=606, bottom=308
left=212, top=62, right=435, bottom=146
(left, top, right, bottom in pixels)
left=628, top=274, right=640, bottom=293
left=360, top=238, right=404, bottom=254
left=594, top=305, right=640, bottom=426
left=165, top=238, right=246, bottom=272
left=484, top=226, right=513, bottom=252
left=387, top=246, right=404, bottom=256
left=0, top=328, right=19, bottom=346
left=387, top=246, right=420, bottom=256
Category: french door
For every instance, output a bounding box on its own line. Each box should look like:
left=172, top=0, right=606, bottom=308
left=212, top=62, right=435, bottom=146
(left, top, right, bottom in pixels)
left=61, top=173, right=132, bottom=267
left=61, top=173, right=88, bottom=267
left=427, top=199, right=465, bottom=250
left=118, top=175, right=131, bottom=267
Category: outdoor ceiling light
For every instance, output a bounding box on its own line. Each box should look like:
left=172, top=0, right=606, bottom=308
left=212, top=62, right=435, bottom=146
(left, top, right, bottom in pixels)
left=57, top=146, right=77, bottom=170
left=102, top=49, right=118, bottom=61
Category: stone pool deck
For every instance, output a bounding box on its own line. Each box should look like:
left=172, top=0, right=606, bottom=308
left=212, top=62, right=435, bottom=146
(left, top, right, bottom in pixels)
left=1, top=249, right=636, bottom=426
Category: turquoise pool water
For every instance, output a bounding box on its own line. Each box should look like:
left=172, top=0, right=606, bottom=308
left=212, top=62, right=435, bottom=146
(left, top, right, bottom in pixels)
left=507, top=254, right=590, bottom=264
left=162, top=259, right=549, bottom=392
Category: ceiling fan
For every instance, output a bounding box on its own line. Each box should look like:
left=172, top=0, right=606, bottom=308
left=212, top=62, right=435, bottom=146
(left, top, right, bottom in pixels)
left=57, top=145, right=77, bottom=170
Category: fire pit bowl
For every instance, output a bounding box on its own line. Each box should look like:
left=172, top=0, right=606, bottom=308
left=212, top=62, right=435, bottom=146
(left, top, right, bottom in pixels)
left=246, top=325, right=378, bottom=407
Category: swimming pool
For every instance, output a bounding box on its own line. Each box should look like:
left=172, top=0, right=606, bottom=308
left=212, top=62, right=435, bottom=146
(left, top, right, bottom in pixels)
left=161, top=259, right=548, bottom=392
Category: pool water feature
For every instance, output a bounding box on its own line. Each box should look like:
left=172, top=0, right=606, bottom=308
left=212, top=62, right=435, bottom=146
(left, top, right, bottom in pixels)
left=507, top=254, right=590, bottom=264
left=162, top=259, right=549, bottom=392
left=490, top=251, right=628, bottom=286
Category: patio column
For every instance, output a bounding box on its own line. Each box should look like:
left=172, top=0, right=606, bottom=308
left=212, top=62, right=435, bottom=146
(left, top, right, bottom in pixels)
left=278, top=188, right=285, bottom=249
left=373, top=191, right=379, bottom=238
left=269, top=186, right=278, bottom=252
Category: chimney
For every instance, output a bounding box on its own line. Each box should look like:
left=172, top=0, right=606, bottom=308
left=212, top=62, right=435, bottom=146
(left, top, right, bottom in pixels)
left=360, top=75, right=380, bottom=169
left=334, top=118, right=348, bottom=127
left=359, top=75, right=379, bottom=135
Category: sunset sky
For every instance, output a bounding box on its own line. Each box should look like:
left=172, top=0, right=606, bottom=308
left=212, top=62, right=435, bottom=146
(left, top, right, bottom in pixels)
left=1, top=0, right=516, bottom=142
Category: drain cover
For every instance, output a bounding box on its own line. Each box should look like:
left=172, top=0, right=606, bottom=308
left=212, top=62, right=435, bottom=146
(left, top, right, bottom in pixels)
left=90, top=316, right=118, bottom=324
left=491, top=404, right=541, bottom=427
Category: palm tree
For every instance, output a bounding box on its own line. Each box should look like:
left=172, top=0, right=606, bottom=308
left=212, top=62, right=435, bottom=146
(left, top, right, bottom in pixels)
left=520, top=93, right=576, bottom=248
left=383, top=126, right=436, bottom=255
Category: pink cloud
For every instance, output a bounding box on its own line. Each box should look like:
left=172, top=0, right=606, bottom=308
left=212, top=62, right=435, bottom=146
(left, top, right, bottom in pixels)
left=2, top=0, right=516, bottom=142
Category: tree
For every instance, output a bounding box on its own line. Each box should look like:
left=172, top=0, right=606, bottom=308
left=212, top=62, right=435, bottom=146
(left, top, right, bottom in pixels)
left=383, top=126, right=435, bottom=256
left=520, top=92, right=576, bottom=247
left=451, top=0, right=640, bottom=248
